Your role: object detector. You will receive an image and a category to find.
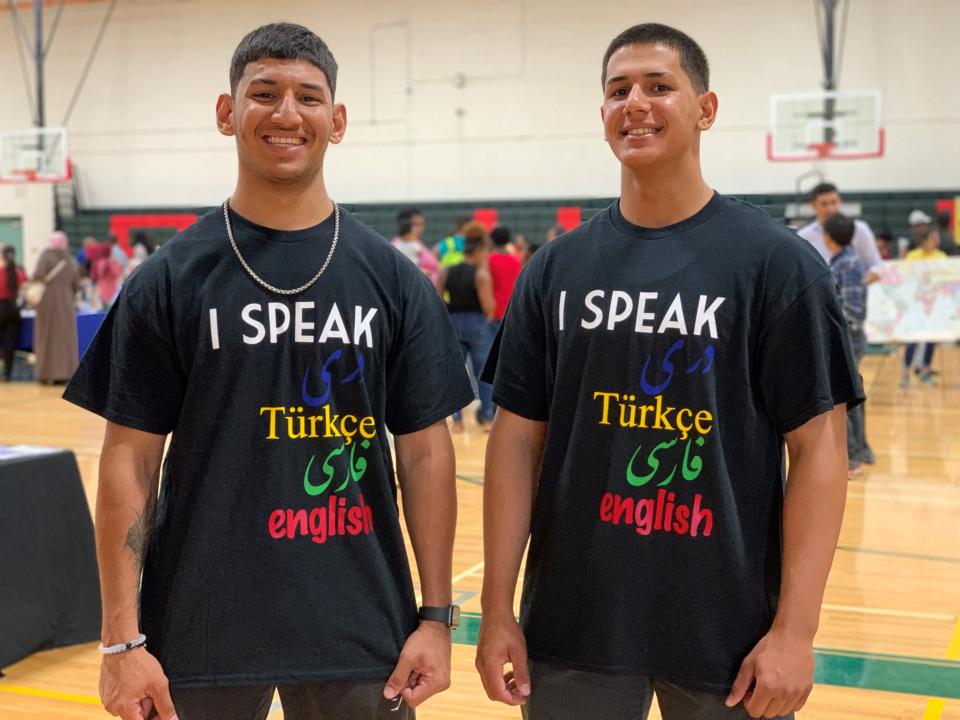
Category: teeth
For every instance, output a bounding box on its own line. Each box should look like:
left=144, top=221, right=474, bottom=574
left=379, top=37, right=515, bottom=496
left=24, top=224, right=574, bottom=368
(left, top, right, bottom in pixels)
left=266, top=137, right=305, bottom=146
left=627, top=128, right=659, bottom=136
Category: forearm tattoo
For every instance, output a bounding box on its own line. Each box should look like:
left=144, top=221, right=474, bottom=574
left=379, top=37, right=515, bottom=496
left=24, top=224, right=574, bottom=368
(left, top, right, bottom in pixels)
left=125, top=499, right=156, bottom=574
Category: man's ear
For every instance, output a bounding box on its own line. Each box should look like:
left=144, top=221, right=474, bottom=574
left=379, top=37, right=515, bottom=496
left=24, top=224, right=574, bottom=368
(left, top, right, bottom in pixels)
left=216, top=93, right=235, bottom=137
left=328, top=103, right=347, bottom=145
left=697, top=91, right=718, bottom=131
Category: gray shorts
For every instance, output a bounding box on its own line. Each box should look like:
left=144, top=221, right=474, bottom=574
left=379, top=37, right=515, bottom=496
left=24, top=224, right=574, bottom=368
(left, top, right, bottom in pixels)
left=521, top=660, right=794, bottom=720
left=167, top=681, right=414, bottom=720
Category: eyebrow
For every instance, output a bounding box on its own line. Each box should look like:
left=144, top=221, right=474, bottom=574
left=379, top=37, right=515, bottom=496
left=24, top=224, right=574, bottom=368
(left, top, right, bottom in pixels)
left=248, top=78, right=326, bottom=92
left=605, top=71, right=675, bottom=87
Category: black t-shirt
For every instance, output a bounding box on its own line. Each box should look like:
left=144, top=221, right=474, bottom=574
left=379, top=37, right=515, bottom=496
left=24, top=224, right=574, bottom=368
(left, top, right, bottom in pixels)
left=64, top=205, right=473, bottom=688
left=483, top=193, right=864, bottom=692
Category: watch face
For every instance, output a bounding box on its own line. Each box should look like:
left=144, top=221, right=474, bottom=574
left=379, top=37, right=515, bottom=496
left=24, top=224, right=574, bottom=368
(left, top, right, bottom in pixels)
left=450, top=605, right=461, bottom=629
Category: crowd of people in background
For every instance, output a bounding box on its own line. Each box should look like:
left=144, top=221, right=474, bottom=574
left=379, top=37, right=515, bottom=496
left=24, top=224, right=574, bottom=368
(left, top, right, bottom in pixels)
left=389, top=207, right=559, bottom=430
left=0, top=230, right=157, bottom=383
left=795, top=181, right=960, bottom=472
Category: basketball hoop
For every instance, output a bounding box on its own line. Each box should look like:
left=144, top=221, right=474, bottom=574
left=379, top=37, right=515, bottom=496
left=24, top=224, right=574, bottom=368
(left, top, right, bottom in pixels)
left=0, top=128, right=70, bottom=184
left=768, top=90, right=883, bottom=162
left=806, top=143, right=835, bottom=160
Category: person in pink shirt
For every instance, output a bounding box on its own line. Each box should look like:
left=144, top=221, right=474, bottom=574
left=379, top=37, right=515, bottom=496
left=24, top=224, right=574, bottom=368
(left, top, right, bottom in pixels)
left=391, top=207, right=439, bottom=282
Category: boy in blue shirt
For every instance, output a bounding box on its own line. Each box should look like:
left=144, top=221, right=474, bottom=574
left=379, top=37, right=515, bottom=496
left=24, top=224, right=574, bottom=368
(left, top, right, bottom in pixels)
left=824, top=213, right=868, bottom=475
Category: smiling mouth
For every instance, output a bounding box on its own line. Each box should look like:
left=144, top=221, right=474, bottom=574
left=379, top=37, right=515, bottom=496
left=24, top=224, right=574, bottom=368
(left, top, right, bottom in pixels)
left=623, top=128, right=661, bottom=137
left=264, top=136, right=306, bottom=146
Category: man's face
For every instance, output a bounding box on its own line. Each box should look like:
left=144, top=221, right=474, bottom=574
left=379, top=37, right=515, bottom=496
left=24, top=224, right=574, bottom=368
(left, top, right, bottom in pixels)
left=600, top=44, right=716, bottom=169
left=411, top=214, right=425, bottom=241
left=216, top=58, right=346, bottom=186
left=811, top=191, right=841, bottom=225
left=911, top=223, right=930, bottom=240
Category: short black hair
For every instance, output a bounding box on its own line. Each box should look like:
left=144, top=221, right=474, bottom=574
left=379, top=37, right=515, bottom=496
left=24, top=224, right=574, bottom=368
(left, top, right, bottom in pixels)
left=490, top=227, right=511, bottom=247
left=396, top=207, right=422, bottom=236
left=809, top=182, right=839, bottom=202
left=230, top=23, right=338, bottom=98
left=824, top=213, right=855, bottom=247
left=937, top=211, right=952, bottom=230
left=602, top=24, right=709, bottom=93
left=876, top=229, right=893, bottom=242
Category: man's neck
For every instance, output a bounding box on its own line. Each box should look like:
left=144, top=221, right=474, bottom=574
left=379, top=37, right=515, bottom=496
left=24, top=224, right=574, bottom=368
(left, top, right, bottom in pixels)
left=229, top=173, right=334, bottom=231
left=618, top=159, right=714, bottom=228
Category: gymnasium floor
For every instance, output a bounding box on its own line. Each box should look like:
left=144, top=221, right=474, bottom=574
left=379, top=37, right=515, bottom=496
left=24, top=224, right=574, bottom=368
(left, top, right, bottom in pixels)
left=1, top=347, right=959, bottom=719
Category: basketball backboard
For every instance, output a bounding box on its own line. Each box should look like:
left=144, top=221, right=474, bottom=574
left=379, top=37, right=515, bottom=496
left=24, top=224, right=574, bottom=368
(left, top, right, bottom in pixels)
left=0, top=128, right=71, bottom=183
left=768, top=90, right=883, bottom=162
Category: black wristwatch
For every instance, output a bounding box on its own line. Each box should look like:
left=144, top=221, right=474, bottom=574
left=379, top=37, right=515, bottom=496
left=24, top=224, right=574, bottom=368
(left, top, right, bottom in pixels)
left=418, top=605, right=461, bottom=629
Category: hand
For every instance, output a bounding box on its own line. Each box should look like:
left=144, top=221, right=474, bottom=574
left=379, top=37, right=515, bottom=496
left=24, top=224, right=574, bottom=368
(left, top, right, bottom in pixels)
left=100, top=647, right=178, bottom=720
left=725, top=627, right=815, bottom=718
left=475, top=610, right=531, bottom=706
left=382, top=622, right=452, bottom=708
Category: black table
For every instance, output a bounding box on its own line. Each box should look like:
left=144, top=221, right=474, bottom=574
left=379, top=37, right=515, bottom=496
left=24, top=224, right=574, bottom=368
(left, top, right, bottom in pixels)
left=0, top=448, right=101, bottom=669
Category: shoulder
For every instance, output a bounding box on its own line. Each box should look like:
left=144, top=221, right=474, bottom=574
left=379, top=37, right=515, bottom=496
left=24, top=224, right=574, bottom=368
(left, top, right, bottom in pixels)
left=795, top=219, right=820, bottom=240
left=715, top=196, right=825, bottom=263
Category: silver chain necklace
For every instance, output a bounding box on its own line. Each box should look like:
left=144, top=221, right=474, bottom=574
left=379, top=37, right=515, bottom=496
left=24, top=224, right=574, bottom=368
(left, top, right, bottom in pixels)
left=222, top=200, right=340, bottom=296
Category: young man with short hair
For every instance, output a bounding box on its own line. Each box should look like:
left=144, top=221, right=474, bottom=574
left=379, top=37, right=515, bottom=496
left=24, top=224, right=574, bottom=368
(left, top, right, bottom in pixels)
left=65, top=22, right=472, bottom=720
left=798, top=183, right=883, bottom=283
left=477, top=23, right=864, bottom=720
left=823, top=213, right=868, bottom=476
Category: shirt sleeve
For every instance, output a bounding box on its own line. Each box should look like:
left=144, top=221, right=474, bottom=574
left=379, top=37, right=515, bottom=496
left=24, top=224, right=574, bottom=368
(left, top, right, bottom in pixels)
left=481, top=255, right=550, bottom=421
left=384, top=266, right=474, bottom=435
left=62, top=268, right=187, bottom=435
left=757, top=271, right=865, bottom=433
left=854, top=222, right=884, bottom=276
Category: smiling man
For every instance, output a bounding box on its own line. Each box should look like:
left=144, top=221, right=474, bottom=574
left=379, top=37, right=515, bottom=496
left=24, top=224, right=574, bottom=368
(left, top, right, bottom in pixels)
left=64, top=23, right=472, bottom=720
left=476, top=23, right=864, bottom=720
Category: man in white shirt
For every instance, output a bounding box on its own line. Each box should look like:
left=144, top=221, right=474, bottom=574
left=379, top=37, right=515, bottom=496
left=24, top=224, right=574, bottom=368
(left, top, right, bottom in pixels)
left=796, top=183, right=883, bottom=283
left=796, top=182, right=878, bottom=467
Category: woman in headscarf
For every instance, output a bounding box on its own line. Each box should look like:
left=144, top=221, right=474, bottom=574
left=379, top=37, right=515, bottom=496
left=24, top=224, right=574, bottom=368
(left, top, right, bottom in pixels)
left=32, top=231, right=81, bottom=383
left=0, top=245, right=28, bottom=381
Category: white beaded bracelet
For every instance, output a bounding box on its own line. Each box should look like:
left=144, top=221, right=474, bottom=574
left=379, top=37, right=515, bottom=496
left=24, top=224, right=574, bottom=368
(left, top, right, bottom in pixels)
left=98, top=634, right=147, bottom=655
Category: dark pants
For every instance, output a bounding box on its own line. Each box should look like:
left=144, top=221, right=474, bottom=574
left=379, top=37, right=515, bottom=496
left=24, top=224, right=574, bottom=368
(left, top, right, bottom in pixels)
left=904, top=342, right=935, bottom=369
left=168, top=681, right=414, bottom=720
left=450, top=311, right=494, bottom=422
left=521, top=660, right=794, bottom=720
left=847, top=328, right=867, bottom=463
left=0, top=300, right=20, bottom=381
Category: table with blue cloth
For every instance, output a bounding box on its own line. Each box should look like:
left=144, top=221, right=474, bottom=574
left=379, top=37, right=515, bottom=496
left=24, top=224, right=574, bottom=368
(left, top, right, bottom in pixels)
left=15, top=310, right=106, bottom=358
left=0, top=447, right=101, bottom=670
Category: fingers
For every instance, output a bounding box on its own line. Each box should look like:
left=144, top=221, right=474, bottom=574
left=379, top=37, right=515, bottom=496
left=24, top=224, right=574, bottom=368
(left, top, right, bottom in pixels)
left=725, top=658, right=755, bottom=708
left=146, top=678, right=179, bottom=720
left=116, top=701, right=146, bottom=720
left=476, top=653, right=529, bottom=705
left=509, top=644, right=532, bottom=699
left=476, top=652, right=519, bottom=705
left=400, top=671, right=450, bottom=708
left=744, top=684, right=774, bottom=719
left=383, top=656, right=415, bottom=700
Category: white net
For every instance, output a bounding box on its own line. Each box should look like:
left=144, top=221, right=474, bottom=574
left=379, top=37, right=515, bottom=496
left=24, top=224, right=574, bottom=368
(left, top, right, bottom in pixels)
left=0, top=128, right=70, bottom=182
left=768, top=90, right=882, bottom=161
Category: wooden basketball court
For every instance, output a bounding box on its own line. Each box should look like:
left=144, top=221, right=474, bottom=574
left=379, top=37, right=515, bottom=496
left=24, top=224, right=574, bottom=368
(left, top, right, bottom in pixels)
left=1, top=346, right=959, bottom=719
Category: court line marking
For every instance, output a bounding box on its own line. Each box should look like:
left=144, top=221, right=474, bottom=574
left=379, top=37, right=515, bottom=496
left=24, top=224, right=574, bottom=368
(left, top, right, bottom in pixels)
left=821, top=603, right=954, bottom=622
left=452, top=561, right=485, bottom=584
left=922, top=606, right=960, bottom=718
left=835, top=545, right=960, bottom=564
left=845, top=491, right=960, bottom=506
left=0, top=684, right=101, bottom=705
